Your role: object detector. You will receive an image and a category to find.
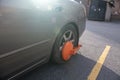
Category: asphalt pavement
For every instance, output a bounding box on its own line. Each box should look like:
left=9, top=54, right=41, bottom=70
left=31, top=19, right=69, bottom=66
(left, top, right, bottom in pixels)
left=18, top=20, right=120, bottom=80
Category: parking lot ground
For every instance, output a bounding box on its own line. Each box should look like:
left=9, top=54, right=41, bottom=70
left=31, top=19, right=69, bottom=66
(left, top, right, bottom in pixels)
left=80, top=20, right=120, bottom=80
left=19, top=20, right=120, bottom=80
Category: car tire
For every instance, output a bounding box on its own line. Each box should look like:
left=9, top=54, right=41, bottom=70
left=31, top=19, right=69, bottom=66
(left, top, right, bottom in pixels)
left=51, top=24, right=79, bottom=64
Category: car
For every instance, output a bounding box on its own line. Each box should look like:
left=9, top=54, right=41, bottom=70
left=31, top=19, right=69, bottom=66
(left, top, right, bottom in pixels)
left=0, top=0, right=86, bottom=80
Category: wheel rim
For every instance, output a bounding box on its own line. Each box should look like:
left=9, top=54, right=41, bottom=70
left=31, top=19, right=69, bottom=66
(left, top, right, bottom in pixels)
left=59, top=30, right=75, bottom=51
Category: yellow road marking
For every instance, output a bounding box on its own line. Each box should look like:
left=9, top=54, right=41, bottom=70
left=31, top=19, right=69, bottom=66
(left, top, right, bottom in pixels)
left=87, top=45, right=111, bottom=80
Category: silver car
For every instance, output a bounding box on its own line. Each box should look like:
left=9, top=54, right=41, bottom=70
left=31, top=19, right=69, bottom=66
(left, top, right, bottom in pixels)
left=0, top=0, right=86, bottom=80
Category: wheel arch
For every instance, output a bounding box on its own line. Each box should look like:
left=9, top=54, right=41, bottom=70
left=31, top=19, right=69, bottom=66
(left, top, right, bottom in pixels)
left=49, top=22, right=79, bottom=57
left=49, top=22, right=80, bottom=63
left=69, top=22, right=79, bottom=39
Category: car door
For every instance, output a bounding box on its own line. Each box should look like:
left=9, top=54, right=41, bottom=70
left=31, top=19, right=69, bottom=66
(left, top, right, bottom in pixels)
left=0, top=0, right=54, bottom=78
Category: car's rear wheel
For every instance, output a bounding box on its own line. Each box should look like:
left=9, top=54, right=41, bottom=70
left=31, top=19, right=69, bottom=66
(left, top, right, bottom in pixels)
left=51, top=24, right=78, bottom=64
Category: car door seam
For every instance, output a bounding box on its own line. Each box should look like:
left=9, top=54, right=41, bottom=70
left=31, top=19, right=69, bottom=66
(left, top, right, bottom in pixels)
left=0, top=39, right=50, bottom=59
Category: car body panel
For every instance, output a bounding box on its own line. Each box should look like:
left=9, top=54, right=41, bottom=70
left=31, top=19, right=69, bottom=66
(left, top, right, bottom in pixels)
left=0, top=0, right=86, bottom=79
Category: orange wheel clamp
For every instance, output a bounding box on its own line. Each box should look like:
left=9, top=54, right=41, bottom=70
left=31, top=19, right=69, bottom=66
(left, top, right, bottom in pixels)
left=62, top=41, right=82, bottom=61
